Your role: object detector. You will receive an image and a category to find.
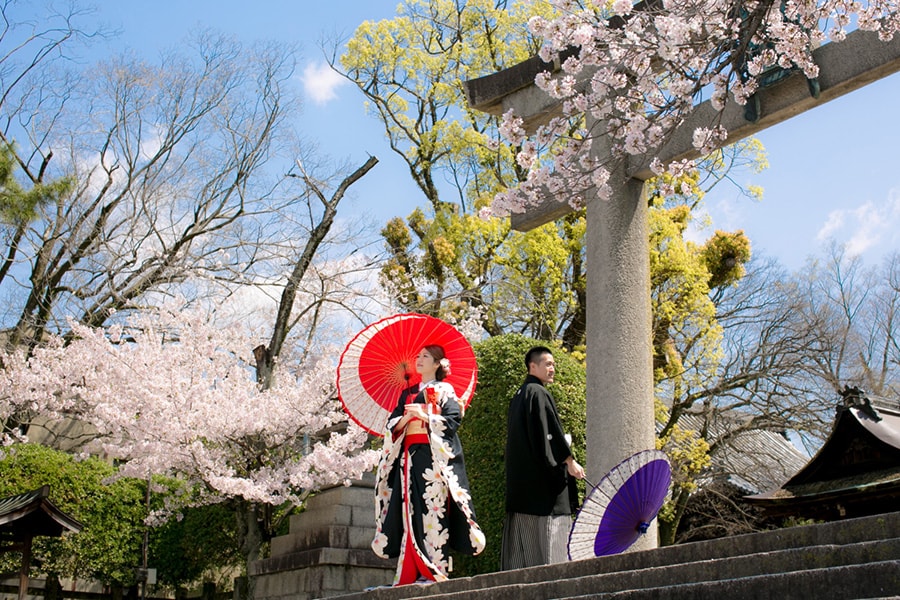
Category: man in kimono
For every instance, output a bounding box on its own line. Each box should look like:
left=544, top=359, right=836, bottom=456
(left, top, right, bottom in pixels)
left=501, top=346, right=585, bottom=569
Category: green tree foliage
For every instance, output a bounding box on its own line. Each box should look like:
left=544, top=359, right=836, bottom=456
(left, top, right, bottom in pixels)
left=454, top=333, right=585, bottom=576
left=149, top=502, right=242, bottom=591
left=646, top=193, right=752, bottom=544
left=0, top=142, right=74, bottom=291
left=380, top=205, right=587, bottom=343
left=0, top=444, right=145, bottom=585
left=339, top=0, right=548, bottom=215
left=653, top=400, right=711, bottom=545
left=0, top=444, right=243, bottom=590
left=339, top=0, right=592, bottom=343
left=0, top=143, right=73, bottom=226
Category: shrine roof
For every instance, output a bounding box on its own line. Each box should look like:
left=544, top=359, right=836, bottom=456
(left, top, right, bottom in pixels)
left=745, top=391, right=900, bottom=519
left=675, top=412, right=809, bottom=495
left=0, top=486, right=83, bottom=542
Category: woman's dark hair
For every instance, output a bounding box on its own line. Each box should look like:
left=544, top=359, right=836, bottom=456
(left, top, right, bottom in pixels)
left=424, top=344, right=448, bottom=381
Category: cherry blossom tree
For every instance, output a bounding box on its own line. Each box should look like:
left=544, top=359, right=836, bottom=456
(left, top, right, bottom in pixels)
left=0, top=2, right=387, bottom=588
left=0, top=303, right=379, bottom=569
left=491, top=0, right=900, bottom=215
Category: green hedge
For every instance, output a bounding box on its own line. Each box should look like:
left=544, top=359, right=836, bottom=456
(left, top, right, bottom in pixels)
left=453, top=334, right=586, bottom=577
left=0, top=443, right=146, bottom=584
left=0, top=444, right=240, bottom=589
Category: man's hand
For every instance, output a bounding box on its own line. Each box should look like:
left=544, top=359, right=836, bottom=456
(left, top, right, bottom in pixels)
left=565, top=456, right=585, bottom=479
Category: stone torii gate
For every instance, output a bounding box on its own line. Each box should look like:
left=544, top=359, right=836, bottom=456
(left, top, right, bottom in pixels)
left=464, top=27, right=900, bottom=552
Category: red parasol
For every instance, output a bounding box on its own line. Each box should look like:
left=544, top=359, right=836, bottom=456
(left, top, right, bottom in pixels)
left=336, top=313, right=478, bottom=436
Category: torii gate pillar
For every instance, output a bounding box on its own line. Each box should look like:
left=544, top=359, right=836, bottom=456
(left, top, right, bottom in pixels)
left=585, top=166, right=657, bottom=474
left=584, top=160, right=658, bottom=551
left=463, top=58, right=661, bottom=552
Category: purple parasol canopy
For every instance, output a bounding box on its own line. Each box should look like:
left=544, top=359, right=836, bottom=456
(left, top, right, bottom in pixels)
left=568, top=449, right=672, bottom=561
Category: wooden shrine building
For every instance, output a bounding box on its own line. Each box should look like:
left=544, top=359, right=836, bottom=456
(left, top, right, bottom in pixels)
left=0, top=486, right=83, bottom=600
left=746, top=388, right=900, bottom=520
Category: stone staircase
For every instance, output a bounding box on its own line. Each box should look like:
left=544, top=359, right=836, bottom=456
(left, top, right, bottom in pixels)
left=333, top=510, right=900, bottom=600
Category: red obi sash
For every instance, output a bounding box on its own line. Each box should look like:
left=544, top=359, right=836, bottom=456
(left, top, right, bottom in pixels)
left=403, top=432, right=430, bottom=448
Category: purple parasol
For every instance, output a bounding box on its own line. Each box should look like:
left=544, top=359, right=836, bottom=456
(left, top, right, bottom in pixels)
left=568, top=449, right=672, bottom=560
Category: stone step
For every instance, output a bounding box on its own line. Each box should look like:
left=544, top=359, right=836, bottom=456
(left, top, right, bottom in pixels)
left=565, top=560, right=900, bottom=600
left=333, top=511, right=900, bottom=600
left=422, top=538, right=900, bottom=600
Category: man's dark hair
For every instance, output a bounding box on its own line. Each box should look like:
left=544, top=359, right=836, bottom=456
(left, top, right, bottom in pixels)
left=525, top=346, right=554, bottom=370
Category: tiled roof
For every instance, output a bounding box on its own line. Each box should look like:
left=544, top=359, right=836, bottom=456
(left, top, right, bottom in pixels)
left=674, top=413, right=809, bottom=494
left=0, top=486, right=83, bottom=540
left=744, top=391, right=900, bottom=519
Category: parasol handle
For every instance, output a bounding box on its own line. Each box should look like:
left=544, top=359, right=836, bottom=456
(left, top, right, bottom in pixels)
left=574, top=477, right=598, bottom=518
left=637, top=521, right=651, bottom=534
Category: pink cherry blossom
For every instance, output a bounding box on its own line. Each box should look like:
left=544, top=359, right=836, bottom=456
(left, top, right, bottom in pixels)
left=0, top=304, right=379, bottom=509
left=491, top=0, right=900, bottom=215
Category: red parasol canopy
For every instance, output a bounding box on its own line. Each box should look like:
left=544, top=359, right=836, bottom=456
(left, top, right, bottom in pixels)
left=336, top=313, right=478, bottom=436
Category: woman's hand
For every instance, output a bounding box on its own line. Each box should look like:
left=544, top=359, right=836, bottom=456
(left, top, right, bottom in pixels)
left=392, top=404, right=427, bottom=435
left=404, top=403, right=428, bottom=420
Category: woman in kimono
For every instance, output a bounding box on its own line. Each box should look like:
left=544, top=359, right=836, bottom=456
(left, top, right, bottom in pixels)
left=371, top=344, right=485, bottom=585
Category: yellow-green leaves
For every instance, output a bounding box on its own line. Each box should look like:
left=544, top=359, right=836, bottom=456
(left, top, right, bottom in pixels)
left=339, top=0, right=558, bottom=215
left=702, top=230, right=752, bottom=289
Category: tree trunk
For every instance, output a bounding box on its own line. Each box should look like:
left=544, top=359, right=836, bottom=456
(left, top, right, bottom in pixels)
left=658, top=488, right=692, bottom=546
left=43, top=573, right=62, bottom=600
left=235, top=501, right=264, bottom=599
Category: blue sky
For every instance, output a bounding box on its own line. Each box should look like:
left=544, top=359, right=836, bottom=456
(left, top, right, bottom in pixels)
left=68, top=2, right=900, bottom=271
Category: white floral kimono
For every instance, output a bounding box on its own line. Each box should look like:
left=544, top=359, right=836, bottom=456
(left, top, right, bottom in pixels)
left=371, top=380, right=485, bottom=584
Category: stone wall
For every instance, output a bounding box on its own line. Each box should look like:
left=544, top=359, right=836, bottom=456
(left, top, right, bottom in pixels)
left=249, top=479, right=394, bottom=600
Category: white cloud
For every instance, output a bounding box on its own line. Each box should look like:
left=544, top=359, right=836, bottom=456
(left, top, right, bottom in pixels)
left=816, top=210, right=845, bottom=242
left=684, top=196, right=744, bottom=245
left=301, top=62, right=346, bottom=105
left=816, top=189, right=900, bottom=259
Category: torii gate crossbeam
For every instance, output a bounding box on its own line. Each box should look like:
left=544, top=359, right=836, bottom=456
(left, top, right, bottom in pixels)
left=466, top=27, right=900, bottom=231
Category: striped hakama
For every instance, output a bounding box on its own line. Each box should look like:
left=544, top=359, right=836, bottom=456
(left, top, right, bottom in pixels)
left=501, top=512, right=572, bottom=569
